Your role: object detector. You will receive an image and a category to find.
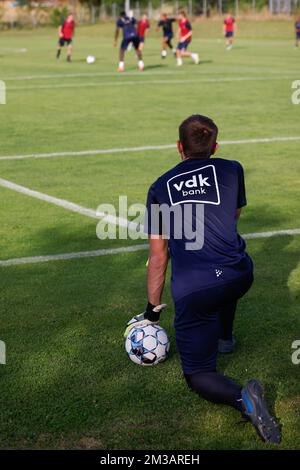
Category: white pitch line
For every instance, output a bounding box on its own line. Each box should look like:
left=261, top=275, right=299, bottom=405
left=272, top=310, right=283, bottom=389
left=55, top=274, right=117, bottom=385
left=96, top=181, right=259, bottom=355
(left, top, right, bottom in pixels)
left=0, top=177, right=138, bottom=230
left=0, top=244, right=149, bottom=267
left=2, top=70, right=297, bottom=81
left=0, top=228, right=300, bottom=267
left=243, top=228, right=300, bottom=239
left=6, top=75, right=297, bottom=92
left=0, top=136, right=300, bottom=162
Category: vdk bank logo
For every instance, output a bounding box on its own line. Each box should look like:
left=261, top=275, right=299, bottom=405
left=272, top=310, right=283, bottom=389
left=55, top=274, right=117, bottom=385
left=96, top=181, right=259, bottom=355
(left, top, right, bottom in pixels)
left=0, top=340, right=6, bottom=365
left=167, top=164, right=220, bottom=206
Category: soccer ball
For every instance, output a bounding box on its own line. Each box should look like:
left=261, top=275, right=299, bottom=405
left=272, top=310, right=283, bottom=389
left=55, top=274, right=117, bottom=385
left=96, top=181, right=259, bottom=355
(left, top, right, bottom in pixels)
left=125, top=323, right=170, bottom=366
left=86, top=55, right=95, bottom=64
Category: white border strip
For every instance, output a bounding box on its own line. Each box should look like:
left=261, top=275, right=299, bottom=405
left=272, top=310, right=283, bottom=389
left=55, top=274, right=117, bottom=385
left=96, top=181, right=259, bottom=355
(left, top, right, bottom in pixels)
left=1, top=229, right=300, bottom=267
left=1, top=136, right=300, bottom=162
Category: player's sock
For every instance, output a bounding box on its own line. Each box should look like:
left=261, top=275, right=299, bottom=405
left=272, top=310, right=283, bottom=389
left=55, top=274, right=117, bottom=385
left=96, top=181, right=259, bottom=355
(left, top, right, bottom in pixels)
left=138, top=60, right=144, bottom=71
left=191, top=53, right=199, bottom=64
left=176, top=57, right=183, bottom=66
left=67, top=55, right=71, bottom=62
left=118, top=61, right=125, bottom=72
left=185, top=371, right=243, bottom=412
left=56, top=49, right=61, bottom=59
left=161, top=50, right=167, bottom=58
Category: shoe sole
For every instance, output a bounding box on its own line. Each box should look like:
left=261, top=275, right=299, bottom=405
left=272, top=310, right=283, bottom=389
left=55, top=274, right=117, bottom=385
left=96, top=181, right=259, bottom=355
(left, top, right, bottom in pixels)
left=242, top=380, right=281, bottom=444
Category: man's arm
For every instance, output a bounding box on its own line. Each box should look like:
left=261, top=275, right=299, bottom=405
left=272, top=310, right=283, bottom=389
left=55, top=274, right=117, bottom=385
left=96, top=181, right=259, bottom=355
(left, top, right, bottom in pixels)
left=114, top=28, right=119, bottom=46
left=147, top=236, right=169, bottom=306
left=236, top=208, right=242, bottom=220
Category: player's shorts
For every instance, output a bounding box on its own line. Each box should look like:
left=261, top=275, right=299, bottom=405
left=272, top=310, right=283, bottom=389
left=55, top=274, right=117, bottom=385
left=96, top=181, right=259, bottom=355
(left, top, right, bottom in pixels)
left=174, top=270, right=253, bottom=375
left=121, top=36, right=140, bottom=50
left=177, top=40, right=191, bottom=51
left=58, top=37, right=72, bottom=46
left=164, top=33, right=173, bottom=40
left=225, top=31, right=234, bottom=38
left=296, top=32, right=300, bottom=39
left=139, top=36, right=145, bottom=43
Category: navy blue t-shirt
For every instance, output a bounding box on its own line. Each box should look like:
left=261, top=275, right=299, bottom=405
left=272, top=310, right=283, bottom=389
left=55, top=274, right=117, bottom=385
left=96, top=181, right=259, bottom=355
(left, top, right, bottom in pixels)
left=145, top=157, right=252, bottom=302
left=117, top=16, right=138, bottom=39
left=158, top=18, right=175, bottom=36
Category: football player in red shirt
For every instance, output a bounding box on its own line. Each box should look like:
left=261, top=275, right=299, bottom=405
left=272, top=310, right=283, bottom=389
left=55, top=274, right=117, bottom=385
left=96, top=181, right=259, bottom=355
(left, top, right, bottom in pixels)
left=176, top=11, right=199, bottom=67
left=223, top=13, right=236, bottom=50
left=56, top=14, right=75, bottom=62
left=137, top=14, right=150, bottom=51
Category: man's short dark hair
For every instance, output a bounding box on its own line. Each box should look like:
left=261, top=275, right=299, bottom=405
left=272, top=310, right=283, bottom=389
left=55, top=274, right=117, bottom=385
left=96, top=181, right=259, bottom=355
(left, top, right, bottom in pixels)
left=179, top=114, right=218, bottom=159
left=120, top=11, right=126, bottom=17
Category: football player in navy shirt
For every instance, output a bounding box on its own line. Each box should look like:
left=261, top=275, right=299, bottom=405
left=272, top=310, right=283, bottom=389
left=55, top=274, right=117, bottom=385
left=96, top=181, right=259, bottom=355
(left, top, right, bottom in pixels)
left=157, top=13, right=176, bottom=58
left=295, top=16, right=300, bottom=48
left=114, top=11, right=144, bottom=72
left=126, top=115, right=281, bottom=444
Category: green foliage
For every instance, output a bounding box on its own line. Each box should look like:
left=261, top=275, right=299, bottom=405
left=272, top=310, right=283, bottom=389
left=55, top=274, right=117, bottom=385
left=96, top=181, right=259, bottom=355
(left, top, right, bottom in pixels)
left=50, top=7, right=69, bottom=27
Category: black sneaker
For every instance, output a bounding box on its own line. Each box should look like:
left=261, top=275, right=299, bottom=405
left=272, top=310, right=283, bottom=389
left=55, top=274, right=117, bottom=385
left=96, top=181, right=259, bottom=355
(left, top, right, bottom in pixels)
left=218, top=336, right=236, bottom=354
left=241, top=379, right=281, bottom=444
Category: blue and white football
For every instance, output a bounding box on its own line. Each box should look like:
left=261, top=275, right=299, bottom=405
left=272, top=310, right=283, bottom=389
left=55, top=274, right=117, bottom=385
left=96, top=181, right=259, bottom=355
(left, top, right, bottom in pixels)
left=125, top=324, right=170, bottom=366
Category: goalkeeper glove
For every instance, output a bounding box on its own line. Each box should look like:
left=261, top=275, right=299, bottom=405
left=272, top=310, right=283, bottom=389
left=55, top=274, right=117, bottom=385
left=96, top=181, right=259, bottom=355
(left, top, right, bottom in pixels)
left=123, top=303, right=167, bottom=338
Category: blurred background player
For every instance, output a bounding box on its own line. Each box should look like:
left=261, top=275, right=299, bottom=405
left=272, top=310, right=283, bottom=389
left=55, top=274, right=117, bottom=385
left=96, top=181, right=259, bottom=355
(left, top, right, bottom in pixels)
left=223, top=13, right=236, bottom=50
left=157, top=13, right=176, bottom=58
left=176, top=11, right=199, bottom=66
left=295, top=16, right=300, bottom=48
left=137, top=14, right=150, bottom=51
left=114, top=11, right=144, bottom=72
left=56, top=14, right=75, bottom=62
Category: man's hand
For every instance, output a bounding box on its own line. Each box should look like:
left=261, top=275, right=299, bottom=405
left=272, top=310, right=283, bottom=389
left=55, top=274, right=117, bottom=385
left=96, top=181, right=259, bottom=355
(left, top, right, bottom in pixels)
left=123, top=303, right=167, bottom=338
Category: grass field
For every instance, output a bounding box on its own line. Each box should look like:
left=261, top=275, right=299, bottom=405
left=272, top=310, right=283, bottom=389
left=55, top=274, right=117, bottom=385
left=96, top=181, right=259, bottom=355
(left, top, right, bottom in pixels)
left=0, top=19, right=300, bottom=450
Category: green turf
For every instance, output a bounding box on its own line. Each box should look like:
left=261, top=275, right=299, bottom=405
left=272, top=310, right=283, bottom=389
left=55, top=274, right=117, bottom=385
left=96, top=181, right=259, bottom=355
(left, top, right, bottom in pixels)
left=0, top=20, right=300, bottom=449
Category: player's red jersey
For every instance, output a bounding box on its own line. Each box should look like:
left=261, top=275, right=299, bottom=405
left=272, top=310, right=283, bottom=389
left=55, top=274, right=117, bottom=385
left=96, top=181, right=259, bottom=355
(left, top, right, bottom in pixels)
left=61, top=19, right=75, bottom=39
left=179, top=18, right=192, bottom=42
left=224, top=16, right=235, bottom=33
left=137, top=20, right=150, bottom=37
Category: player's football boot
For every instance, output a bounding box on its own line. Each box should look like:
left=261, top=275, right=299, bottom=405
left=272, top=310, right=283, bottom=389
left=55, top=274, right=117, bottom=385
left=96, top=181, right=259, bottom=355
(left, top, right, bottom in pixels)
left=241, top=379, right=281, bottom=444
left=218, top=336, right=236, bottom=354
left=191, top=53, right=199, bottom=64
left=118, top=61, right=125, bottom=72
left=138, top=60, right=145, bottom=71
left=161, top=50, right=167, bottom=59
left=124, top=304, right=167, bottom=338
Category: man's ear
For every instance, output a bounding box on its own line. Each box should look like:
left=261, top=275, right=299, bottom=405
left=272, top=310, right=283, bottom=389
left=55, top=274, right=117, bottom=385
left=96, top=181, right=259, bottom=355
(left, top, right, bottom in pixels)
left=213, top=142, right=219, bottom=155
left=177, top=140, right=184, bottom=159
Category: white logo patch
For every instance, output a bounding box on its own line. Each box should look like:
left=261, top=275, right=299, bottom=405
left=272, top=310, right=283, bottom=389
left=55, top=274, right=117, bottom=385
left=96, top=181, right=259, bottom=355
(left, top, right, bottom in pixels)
left=167, top=164, right=220, bottom=206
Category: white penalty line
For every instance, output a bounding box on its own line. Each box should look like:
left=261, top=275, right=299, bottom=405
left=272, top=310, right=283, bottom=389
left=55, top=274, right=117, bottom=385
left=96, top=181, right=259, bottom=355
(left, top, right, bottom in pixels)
left=1, top=229, right=300, bottom=267
left=1, top=136, right=300, bottom=162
